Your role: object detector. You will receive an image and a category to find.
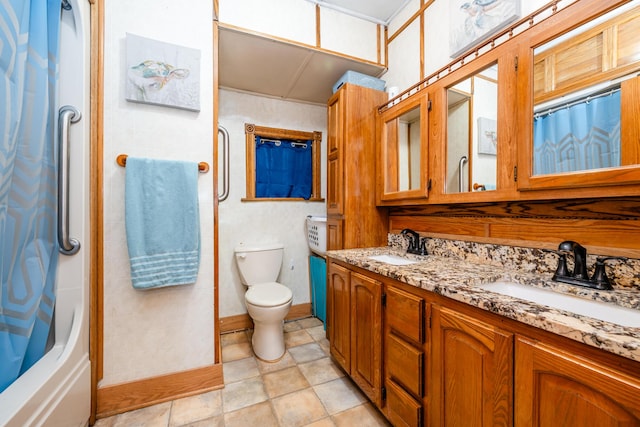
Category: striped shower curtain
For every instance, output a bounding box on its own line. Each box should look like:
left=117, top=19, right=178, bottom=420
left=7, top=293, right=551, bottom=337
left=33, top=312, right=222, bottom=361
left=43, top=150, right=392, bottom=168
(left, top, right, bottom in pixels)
left=0, top=0, right=62, bottom=392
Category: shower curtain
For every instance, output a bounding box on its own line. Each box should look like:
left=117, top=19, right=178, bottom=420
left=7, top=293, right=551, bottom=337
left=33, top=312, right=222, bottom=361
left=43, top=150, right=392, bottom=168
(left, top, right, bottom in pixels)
left=533, top=91, right=621, bottom=175
left=0, top=0, right=62, bottom=392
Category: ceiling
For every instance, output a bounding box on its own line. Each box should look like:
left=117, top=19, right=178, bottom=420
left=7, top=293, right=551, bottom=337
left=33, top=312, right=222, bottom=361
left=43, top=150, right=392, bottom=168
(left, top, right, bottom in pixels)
left=218, top=0, right=410, bottom=105
left=314, top=0, right=410, bottom=24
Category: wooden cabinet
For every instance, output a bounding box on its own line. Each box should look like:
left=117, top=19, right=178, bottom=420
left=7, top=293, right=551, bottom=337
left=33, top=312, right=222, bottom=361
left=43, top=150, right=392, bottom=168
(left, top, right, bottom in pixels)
left=327, top=260, right=383, bottom=405
left=516, top=337, right=640, bottom=426
left=376, top=93, right=430, bottom=205
left=326, top=84, right=388, bottom=249
left=430, top=305, right=513, bottom=427
left=329, top=260, right=640, bottom=426
left=384, top=285, right=426, bottom=427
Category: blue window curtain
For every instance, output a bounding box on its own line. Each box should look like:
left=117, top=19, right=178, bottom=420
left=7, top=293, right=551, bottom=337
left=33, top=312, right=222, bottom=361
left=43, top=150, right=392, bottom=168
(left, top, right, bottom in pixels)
left=533, top=91, right=621, bottom=175
left=0, top=0, right=61, bottom=392
left=255, top=136, right=313, bottom=199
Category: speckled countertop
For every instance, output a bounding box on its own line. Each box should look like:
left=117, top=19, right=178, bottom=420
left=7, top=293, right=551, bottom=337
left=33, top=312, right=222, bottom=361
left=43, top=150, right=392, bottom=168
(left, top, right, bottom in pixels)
left=326, top=241, right=640, bottom=363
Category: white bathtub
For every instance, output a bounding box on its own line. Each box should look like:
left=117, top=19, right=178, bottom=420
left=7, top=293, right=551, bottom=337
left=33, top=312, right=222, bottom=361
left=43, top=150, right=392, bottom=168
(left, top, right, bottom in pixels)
left=0, top=0, right=91, bottom=425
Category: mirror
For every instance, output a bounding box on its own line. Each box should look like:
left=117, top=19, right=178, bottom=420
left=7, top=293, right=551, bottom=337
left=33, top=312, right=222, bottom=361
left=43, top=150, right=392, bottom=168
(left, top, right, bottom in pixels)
left=532, top=3, right=640, bottom=177
left=381, top=103, right=423, bottom=195
left=446, top=63, right=498, bottom=193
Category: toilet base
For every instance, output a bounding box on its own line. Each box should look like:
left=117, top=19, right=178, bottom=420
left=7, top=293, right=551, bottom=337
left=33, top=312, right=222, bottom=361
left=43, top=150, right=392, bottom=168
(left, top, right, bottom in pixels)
left=246, top=300, right=292, bottom=362
left=252, top=320, right=286, bottom=362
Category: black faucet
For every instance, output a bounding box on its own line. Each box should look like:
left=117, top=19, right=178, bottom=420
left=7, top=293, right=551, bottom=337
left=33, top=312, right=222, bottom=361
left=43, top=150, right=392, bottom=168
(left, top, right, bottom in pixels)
left=552, top=240, right=626, bottom=290
left=401, top=228, right=427, bottom=256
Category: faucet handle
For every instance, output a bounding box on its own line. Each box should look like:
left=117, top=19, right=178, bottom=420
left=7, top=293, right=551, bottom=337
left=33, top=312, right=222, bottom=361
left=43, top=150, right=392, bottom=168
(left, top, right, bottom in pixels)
left=590, top=256, right=628, bottom=290
left=552, top=253, right=570, bottom=280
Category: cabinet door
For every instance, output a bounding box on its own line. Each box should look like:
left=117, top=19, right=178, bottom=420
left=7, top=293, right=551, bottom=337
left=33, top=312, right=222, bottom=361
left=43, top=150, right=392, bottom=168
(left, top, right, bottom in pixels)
left=516, top=337, right=640, bottom=426
left=350, top=271, right=383, bottom=406
left=327, top=93, right=343, bottom=215
left=327, top=262, right=351, bottom=372
left=327, top=154, right=343, bottom=215
left=431, top=305, right=513, bottom=427
left=326, top=218, right=343, bottom=251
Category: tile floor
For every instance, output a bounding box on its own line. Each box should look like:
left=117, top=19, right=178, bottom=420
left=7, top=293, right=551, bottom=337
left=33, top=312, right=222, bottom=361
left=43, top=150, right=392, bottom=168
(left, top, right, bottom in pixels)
left=94, top=317, right=391, bottom=427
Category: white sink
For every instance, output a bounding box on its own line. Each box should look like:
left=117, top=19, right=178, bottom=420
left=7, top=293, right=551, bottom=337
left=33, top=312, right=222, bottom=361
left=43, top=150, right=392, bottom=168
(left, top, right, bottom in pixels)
left=480, top=281, right=640, bottom=328
left=368, top=254, right=418, bottom=266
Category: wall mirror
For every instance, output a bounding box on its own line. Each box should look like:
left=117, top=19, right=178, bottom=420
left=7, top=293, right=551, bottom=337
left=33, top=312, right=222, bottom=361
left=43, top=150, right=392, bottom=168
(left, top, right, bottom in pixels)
left=520, top=2, right=640, bottom=190
left=446, top=63, right=498, bottom=194
left=378, top=95, right=428, bottom=202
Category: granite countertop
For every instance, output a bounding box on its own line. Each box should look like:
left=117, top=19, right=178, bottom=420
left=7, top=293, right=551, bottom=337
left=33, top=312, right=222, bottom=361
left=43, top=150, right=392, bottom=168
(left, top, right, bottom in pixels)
left=327, top=247, right=640, bottom=363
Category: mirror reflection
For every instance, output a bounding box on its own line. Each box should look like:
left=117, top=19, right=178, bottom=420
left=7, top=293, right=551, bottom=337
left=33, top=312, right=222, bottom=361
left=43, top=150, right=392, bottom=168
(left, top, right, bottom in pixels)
left=385, top=105, right=421, bottom=193
left=532, top=4, right=640, bottom=176
left=446, top=64, right=498, bottom=193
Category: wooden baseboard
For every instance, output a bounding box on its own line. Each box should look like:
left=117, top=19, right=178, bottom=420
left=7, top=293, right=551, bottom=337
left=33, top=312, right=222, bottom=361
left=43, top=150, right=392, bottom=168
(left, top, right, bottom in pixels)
left=96, top=364, right=223, bottom=419
left=219, top=303, right=313, bottom=334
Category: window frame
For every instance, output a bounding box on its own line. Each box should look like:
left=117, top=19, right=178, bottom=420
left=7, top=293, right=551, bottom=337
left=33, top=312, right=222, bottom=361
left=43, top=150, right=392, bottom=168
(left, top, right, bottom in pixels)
left=244, top=123, right=323, bottom=201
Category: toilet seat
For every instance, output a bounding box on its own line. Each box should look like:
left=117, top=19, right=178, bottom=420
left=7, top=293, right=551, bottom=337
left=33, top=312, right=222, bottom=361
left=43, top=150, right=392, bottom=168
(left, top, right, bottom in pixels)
left=245, top=282, right=292, bottom=307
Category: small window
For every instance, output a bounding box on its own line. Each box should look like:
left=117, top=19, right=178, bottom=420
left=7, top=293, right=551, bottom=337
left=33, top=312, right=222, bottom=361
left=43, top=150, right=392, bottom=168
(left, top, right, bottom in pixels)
left=244, top=123, right=323, bottom=201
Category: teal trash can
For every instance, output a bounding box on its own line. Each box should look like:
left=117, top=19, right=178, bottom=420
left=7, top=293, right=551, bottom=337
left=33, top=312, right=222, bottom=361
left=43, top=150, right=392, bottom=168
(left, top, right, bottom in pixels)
left=309, top=255, right=327, bottom=329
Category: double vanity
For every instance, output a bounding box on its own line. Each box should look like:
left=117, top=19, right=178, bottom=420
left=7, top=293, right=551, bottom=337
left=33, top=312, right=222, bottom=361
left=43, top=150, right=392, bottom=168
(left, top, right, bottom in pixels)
left=326, top=238, right=640, bottom=426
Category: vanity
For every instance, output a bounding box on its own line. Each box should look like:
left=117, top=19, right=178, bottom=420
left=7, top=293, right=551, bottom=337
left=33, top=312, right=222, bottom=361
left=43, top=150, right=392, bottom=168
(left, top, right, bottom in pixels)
left=325, top=1, right=640, bottom=424
left=326, top=243, right=640, bottom=426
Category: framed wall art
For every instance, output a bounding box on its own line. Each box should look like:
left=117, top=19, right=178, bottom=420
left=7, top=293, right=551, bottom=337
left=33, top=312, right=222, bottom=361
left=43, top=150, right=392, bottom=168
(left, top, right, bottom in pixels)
left=126, top=33, right=201, bottom=111
left=449, top=0, right=520, bottom=58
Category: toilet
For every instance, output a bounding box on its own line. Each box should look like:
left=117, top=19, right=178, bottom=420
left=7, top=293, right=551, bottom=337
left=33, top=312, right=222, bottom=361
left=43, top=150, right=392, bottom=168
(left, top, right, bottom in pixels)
left=234, top=243, right=293, bottom=361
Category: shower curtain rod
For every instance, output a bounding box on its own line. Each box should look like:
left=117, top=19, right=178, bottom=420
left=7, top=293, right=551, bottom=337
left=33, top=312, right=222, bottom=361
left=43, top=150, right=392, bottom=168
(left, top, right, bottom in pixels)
left=534, top=86, right=621, bottom=119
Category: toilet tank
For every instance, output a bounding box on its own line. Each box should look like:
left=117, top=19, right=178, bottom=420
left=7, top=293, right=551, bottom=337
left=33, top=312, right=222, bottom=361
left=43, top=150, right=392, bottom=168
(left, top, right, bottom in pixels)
left=234, top=243, right=284, bottom=286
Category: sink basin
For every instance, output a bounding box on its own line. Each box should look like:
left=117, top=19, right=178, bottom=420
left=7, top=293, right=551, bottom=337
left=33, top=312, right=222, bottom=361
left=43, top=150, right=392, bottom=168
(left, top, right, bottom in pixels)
left=480, top=281, right=640, bottom=328
left=368, top=254, right=418, bottom=266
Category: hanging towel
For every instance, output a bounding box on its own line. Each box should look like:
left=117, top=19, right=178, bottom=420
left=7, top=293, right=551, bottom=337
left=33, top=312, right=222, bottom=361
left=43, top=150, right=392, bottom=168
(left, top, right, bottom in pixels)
left=125, top=157, right=201, bottom=289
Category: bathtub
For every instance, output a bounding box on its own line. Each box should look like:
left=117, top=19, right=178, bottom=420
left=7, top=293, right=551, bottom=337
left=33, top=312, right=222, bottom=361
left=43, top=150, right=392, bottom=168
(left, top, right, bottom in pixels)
left=0, top=0, right=91, bottom=425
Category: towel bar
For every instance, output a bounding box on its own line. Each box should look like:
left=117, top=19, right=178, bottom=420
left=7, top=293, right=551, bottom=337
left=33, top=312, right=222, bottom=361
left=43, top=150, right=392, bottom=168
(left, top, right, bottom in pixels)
left=116, top=154, right=209, bottom=173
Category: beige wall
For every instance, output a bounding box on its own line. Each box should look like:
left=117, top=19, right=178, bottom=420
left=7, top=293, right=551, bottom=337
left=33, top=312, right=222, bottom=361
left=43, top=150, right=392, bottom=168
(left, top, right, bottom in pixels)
left=101, top=0, right=214, bottom=386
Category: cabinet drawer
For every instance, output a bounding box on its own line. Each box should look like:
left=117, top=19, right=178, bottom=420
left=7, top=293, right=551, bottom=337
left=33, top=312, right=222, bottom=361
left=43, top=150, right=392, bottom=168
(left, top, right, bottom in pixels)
left=387, top=333, right=423, bottom=398
left=386, top=286, right=424, bottom=344
left=386, top=379, right=422, bottom=427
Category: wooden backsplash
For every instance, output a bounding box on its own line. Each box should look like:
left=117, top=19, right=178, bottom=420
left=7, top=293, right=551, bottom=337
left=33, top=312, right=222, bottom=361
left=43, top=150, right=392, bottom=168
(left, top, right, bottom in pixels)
left=388, top=197, right=640, bottom=258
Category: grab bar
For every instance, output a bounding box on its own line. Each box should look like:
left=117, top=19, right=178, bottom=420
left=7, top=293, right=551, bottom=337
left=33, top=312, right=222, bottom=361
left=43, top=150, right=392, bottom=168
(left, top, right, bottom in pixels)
left=58, top=106, right=81, bottom=255
left=218, top=124, right=230, bottom=202
left=458, top=156, right=468, bottom=193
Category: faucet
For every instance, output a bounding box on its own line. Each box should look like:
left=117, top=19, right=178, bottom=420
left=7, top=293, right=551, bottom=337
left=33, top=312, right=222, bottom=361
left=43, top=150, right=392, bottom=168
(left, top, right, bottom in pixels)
left=401, top=228, right=427, bottom=256
left=558, top=240, right=588, bottom=279
left=552, top=240, right=627, bottom=290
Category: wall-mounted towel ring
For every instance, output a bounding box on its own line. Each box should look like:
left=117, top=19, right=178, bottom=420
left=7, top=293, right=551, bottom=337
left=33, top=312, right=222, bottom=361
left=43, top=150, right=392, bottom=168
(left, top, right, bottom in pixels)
left=116, top=154, right=209, bottom=173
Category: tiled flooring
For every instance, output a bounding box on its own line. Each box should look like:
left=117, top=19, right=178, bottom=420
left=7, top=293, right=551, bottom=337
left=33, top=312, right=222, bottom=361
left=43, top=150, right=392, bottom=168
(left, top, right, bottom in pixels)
left=94, top=317, right=391, bottom=427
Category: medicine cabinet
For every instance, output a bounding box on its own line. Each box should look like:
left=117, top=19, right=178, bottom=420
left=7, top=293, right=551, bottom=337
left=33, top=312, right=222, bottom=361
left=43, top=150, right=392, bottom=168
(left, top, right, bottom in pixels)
left=446, top=63, right=498, bottom=194
left=517, top=1, right=640, bottom=192
left=377, top=94, right=429, bottom=204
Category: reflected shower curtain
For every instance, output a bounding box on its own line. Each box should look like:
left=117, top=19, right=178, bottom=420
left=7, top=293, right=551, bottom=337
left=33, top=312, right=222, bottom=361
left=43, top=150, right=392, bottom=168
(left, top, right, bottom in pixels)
left=533, top=91, right=621, bottom=175
left=0, top=0, right=61, bottom=392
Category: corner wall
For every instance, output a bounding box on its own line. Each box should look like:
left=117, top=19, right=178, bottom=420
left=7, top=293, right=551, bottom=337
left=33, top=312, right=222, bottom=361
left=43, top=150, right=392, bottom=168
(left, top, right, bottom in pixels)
left=217, top=89, right=327, bottom=319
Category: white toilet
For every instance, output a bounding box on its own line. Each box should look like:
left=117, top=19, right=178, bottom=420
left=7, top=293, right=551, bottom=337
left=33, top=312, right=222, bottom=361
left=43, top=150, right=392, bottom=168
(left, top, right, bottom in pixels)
left=234, top=243, right=293, bottom=361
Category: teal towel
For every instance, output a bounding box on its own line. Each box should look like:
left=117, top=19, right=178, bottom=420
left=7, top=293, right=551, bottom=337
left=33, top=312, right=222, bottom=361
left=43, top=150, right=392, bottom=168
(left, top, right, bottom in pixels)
left=125, top=157, right=200, bottom=289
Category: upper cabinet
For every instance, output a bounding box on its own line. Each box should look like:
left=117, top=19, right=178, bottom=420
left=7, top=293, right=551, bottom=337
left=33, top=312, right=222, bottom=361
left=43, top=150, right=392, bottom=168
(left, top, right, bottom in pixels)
left=428, top=47, right=519, bottom=204
left=377, top=0, right=640, bottom=206
left=517, top=1, right=640, bottom=193
left=377, top=94, right=430, bottom=204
